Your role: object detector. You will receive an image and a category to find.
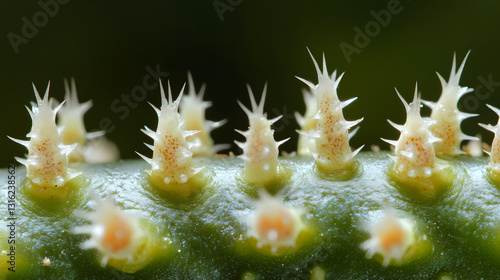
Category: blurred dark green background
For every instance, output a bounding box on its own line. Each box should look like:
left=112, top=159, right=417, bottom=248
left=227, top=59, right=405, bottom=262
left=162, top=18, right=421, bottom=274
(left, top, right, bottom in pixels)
left=2, top=0, right=500, bottom=166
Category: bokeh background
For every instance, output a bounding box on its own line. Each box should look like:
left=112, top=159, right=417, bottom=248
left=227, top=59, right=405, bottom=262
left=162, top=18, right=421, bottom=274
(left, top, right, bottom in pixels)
left=1, top=0, right=500, bottom=166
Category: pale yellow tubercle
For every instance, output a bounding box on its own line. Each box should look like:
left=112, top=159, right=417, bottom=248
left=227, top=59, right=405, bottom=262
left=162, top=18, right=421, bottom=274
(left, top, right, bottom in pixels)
left=383, top=85, right=440, bottom=179
left=9, top=83, right=81, bottom=188
left=296, top=49, right=363, bottom=172
left=137, top=80, right=203, bottom=189
left=295, top=88, right=317, bottom=156
left=235, top=84, right=288, bottom=185
left=423, top=51, right=477, bottom=156
left=479, top=104, right=500, bottom=182
left=179, top=72, right=228, bottom=156
left=58, top=78, right=105, bottom=162
left=381, top=84, right=457, bottom=197
left=83, top=136, right=120, bottom=164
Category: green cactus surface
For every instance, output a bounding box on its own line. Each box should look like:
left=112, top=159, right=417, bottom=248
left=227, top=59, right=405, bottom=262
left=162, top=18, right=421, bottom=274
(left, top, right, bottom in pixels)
left=1, top=153, right=500, bottom=279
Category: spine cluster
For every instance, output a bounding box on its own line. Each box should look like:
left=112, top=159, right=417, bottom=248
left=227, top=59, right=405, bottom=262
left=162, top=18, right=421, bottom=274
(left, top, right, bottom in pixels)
left=296, top=50, right=363, bottom=172
left=235, top=84, right=288, bottom=185
left=244, top=192, right=306, bottom=255
left=9, top=83, right=81, bottom=188
left=423, top=51, right=477, bottom=156
left=382, top=85, right=440, bottom=181
left=361, top=210, right=418, bottom=266
left=137, top=81, right=204, bottom=188
left=58, top=78, right=106, bottom=162
left=73, top=194, right=151, bottom=271
left=295, top=89, right=317, bottom=155
left=179, top=72, right=228, bottom=156
left=479, top=105, right=500, bottom=180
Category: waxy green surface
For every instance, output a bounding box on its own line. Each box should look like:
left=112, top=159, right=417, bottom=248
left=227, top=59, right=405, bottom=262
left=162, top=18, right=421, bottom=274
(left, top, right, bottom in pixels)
left=1, top=152, right=499, bottom=279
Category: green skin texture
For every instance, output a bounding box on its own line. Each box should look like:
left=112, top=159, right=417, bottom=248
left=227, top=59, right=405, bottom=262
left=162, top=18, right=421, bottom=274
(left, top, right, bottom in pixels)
left=1, top=152, right=500, bottom=279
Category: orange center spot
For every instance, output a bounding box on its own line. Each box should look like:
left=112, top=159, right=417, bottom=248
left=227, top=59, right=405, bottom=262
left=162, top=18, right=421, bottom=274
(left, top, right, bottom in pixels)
left=380, top=224, right=404, bottom=251
left=102, top=215, right=132, bottom=253
left=257, top=209, right=295, bottom=241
